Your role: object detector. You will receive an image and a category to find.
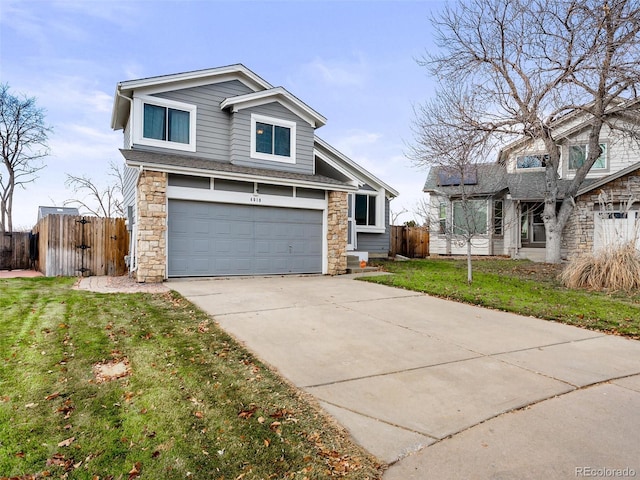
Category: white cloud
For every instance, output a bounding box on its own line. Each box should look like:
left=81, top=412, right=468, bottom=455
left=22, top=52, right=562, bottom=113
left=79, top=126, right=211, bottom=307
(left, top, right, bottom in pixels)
left=305, top=56, right=368, bottom=87
left=51, top=0, right=138, bottom=27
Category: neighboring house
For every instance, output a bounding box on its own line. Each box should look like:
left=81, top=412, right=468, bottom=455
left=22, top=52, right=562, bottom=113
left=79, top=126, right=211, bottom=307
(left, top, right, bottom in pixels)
left=37, top=206, right=80, bottom=221
left=424, top=107, right=640, bottom=261
left=111, top=64, right=397, bottom=282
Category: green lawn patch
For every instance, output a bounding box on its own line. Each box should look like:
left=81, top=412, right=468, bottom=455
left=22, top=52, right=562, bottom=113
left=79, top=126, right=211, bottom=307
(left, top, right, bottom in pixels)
left=363, top=258, right=640, bottom=338
left=0, top=278, right=381, bottom=479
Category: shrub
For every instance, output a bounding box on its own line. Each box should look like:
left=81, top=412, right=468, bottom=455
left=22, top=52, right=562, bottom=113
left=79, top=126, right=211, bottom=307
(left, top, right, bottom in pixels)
left=561, top=242, right=640, bottom=292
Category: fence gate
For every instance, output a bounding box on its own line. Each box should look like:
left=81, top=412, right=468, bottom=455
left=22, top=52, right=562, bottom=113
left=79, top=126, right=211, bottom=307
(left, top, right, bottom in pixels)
left=390, top=225, right=430, bottom=258
left=0, top=232, right=31, bottom=270
left=32, top=215, right=129, bottom=277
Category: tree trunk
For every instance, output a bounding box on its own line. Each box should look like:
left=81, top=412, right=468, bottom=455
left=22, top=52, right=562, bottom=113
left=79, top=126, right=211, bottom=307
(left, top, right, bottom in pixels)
left=466, top=238, right=473, bottom=284
left=544, top=197, right=575, bottom=263
left=545, top=229, right=563, bottom=263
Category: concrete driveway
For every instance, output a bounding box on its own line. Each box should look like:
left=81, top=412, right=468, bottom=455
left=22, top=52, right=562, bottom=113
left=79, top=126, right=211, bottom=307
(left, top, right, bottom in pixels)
left=170, top=275, right=640, bottom=479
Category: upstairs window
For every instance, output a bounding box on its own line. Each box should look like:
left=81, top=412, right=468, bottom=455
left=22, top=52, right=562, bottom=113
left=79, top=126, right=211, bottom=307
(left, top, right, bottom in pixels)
left=134, top=95, right=196, bottom=152
left=144, top=104, right=190, bottom=144
left=251, top=114, right=296, bottom=163
left=568, top=143, right=607, bottom=171
left=516, top=154, right=548, bottom=170
left=255, top=122, right=291, bottom=156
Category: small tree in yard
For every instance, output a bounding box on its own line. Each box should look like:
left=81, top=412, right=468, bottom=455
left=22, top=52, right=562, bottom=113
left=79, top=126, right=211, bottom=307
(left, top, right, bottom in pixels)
left=0, top=84, right=51, bottom=233
left=418, top=0, right=640, bottom=263
left=64, top=160, right=125, bottom=218
left=410, top=87, right=493, bottom=284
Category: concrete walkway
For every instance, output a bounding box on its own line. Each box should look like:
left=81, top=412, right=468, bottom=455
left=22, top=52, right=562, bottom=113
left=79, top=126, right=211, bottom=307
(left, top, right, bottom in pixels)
left=167, top=275, right=640, bottom=478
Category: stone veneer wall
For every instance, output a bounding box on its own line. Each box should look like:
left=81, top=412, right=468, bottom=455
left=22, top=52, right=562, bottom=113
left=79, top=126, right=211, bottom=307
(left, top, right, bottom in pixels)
left=327, top=191, right=348, bottom=275
left=136, top=170, right=167, bottom=283
left=563, top=171, right=640, bottom=257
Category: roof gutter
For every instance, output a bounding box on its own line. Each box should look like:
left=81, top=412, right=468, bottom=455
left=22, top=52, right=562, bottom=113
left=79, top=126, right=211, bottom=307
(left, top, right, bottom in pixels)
left=124, top=159, right=358, bottom=193
left=111, top=85, right=133, bottom=131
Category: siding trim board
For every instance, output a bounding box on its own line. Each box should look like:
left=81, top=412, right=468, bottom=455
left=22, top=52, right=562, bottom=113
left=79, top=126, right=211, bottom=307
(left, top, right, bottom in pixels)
left=167, top=185, right=327, bottom=211
left=221, top=87, right=327, bottom=128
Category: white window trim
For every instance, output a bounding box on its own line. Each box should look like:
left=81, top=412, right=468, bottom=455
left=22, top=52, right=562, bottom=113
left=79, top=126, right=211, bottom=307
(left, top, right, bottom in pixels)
left=567, top=143, right=608, bottom=172
left=513, top=148, right=563, bottom=174
left=354, top=188, right=385, bottom=234
left=514, top=152, right=549, bottom=172
left=133, top=95, right=197, bottom=152
left=250, top=113, right=296, bottom=164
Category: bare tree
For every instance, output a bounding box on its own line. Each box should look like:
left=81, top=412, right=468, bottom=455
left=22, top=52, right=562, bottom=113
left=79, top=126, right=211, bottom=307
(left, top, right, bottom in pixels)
left=418, top=0, right=640, bottom=263
left=0, top=84, right=51, bottom=233
left=390, top=204, right=408, bottom=226
left=410, top=88, right=493, bottom=283
left=413, top=197, right=432, bottom=228
left=64, top=160, right=125, bottom=217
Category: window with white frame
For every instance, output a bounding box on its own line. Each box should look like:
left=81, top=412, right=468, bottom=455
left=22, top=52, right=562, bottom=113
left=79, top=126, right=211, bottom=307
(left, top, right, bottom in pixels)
left=493, top=200, right=503, bottom=235
left=452, top=199, right=488, bottom=235
left=516, top=154, right=548, bottom=170
left=134, top=95, right=196, bottom=152
left=568, top=143, right=607, bottom=171
left=250, top=114, right=296, bottom=163
left=355, top=194, right=377, bottom=226
left=438, top=203, right=447, bottom=234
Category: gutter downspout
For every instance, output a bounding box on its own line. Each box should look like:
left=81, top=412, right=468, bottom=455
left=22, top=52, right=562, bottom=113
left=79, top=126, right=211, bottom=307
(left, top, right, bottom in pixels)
left=129, top=164, right=143, bottom=275
left=116, top=88, right=140, bottom=275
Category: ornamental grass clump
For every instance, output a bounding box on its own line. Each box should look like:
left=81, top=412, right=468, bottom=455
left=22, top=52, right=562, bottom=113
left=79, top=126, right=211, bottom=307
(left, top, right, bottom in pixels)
left=561, top=242, right=640, bottom=292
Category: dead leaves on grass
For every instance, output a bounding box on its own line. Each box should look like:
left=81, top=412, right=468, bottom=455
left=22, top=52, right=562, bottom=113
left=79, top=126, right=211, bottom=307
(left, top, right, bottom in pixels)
left=92, top=357, right=131, bottom=383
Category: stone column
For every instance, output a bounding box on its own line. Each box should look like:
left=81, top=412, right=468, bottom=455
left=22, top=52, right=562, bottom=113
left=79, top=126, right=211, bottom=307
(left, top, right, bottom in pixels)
left=327, top=190, right=348, bottom=275
left=135, top=170, right=167, bottom=283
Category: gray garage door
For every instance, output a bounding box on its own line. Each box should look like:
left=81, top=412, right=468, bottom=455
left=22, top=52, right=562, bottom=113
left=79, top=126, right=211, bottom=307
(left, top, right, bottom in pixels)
left=168, top=200, right=323, bottom=276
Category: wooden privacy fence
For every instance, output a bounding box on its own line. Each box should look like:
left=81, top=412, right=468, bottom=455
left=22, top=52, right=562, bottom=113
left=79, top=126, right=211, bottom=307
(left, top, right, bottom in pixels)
left=390, top=225, right=430, bottom=258
left=32, top=215, right=129, bottom=277
left=0, top=232, right=33, bottom=270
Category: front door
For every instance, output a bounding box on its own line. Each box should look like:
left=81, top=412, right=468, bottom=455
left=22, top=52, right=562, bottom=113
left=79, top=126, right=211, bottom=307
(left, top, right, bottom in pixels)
left=521, top=203, right=546, bottom=247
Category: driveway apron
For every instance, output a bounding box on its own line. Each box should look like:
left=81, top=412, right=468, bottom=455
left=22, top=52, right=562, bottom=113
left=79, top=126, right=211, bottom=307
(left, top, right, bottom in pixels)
left=169, top=275, right=640, bottom=478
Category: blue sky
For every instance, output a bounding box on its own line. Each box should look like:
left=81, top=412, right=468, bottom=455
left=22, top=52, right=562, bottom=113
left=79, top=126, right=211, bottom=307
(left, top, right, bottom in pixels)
left=1, top=0, right=442, bottom=229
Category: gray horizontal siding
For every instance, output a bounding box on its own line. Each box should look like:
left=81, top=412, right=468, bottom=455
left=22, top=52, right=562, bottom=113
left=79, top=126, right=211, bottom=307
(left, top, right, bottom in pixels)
left=356, top=198, right=391, bottom=255
left=122, top=165, right=138, bottom=213
left=356, top=232, right=389, bottom=255
left=356, top=199, right=391, bottom=255
left=149, top=80, right=254, bottom=161
left=230, top=102, right=315, bottom=175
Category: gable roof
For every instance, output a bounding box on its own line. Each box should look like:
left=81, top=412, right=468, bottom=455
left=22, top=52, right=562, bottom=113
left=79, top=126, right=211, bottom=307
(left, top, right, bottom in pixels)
left=498, top=97, right=640, bottom=163
left=314, top=136, right=399, bottom=197
left=112, top=64, right=273, bottom=130
left=423, top=163, right=507, bottom=196
left=220, top=87, right=327, bottom=128
left=576, top=161, right=640, bottom=197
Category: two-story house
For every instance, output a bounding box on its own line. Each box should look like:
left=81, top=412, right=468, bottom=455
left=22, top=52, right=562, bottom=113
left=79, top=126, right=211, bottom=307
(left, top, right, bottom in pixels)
left=111, top=64, right=398, bottom=282
left=424, top=106, right=640, bottom=261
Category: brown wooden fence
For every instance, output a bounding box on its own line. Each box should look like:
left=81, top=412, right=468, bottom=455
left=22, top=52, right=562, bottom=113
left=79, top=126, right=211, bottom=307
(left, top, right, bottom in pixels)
left=390, top=225, right=430, bottom=258
left=0, top=232, right=32, bottom=270
left=32, top=215, right=129, bottom=277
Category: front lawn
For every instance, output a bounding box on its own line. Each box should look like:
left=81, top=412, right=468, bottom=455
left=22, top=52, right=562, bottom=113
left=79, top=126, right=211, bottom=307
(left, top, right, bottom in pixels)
left=0, top=278, right=381, bottom=479
left=363, top=258, right=640, bottom=339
